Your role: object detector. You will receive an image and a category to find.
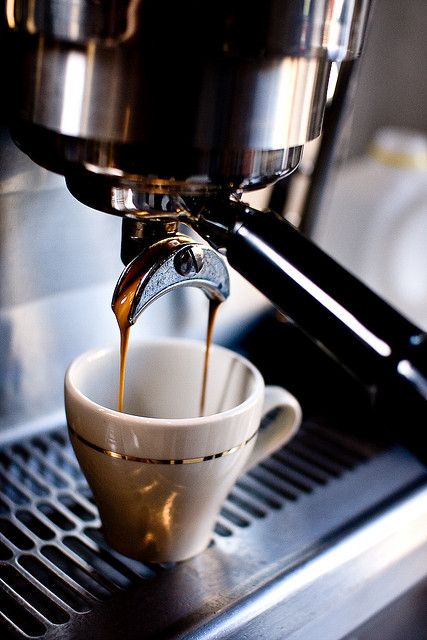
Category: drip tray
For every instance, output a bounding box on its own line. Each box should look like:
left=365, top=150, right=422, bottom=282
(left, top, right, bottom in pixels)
left=1, top=421, right=427, bottom=639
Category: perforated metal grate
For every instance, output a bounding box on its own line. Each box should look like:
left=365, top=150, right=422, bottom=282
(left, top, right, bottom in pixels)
left=0, top=422, right=375, bottom=638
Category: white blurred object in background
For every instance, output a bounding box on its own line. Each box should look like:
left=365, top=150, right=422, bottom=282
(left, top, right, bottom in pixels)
left=312, top=127, right=427, bottom=330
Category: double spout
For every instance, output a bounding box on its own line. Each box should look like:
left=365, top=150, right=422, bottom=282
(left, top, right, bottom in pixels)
left=112, top=218, right=229, bottom=327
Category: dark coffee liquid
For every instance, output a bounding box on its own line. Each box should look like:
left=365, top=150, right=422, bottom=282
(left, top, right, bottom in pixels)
left=113, top=283, right=134, bottom=414
left=199, top=298, right=221, bottom=416
left=113, top=240, right=222, bottom=415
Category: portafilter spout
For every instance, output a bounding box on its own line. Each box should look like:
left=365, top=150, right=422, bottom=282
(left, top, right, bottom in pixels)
left=112, top=223, right=229, bottom=327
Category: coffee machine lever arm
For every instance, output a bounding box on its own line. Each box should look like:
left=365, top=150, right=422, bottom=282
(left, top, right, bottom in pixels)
left=192, top=197, right=427, bottom=443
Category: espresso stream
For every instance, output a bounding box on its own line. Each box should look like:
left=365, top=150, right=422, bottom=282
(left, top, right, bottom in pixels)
left=198, top=298, right=221, bottom=417
left=113, top=241, right=221, bottom=416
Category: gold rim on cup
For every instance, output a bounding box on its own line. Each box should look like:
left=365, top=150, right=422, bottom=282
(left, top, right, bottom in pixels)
left=68, top=425, right=258, bottom=465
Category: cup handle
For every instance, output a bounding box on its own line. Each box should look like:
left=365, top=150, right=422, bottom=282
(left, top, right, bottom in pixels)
left=243, top=386, right=302, bottom=473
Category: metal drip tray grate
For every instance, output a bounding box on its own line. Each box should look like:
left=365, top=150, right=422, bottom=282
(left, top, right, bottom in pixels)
left=0, top=422, right=426, bottom=639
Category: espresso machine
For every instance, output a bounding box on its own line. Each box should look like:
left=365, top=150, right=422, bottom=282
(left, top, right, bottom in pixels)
left=2, top=2, right=427, bottom=639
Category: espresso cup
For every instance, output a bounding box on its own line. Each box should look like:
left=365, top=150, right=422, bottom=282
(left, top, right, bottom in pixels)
left=64, top=338, right=302, bottom=563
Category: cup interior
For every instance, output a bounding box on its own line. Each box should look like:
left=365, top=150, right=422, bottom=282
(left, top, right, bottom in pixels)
left=68, top=339, right=260, bottom=419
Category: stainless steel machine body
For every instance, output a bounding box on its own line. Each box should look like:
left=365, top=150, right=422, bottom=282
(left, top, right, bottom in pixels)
left=5, top=0, right=368, bottom=204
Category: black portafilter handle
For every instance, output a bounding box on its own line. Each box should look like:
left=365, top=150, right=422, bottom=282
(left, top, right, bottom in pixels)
left=194, top=199, right=427, bottom=458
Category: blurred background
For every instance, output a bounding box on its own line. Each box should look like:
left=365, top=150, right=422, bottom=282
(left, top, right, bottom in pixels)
left=284, top=0, right=427, bottom=331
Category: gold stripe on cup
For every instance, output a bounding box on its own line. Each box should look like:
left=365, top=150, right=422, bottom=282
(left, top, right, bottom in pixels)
left=68, top=425, right=258, bottom=464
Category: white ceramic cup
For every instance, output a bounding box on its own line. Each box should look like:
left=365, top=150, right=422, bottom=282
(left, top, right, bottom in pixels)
left=64, top=338, right=302, bottom=563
